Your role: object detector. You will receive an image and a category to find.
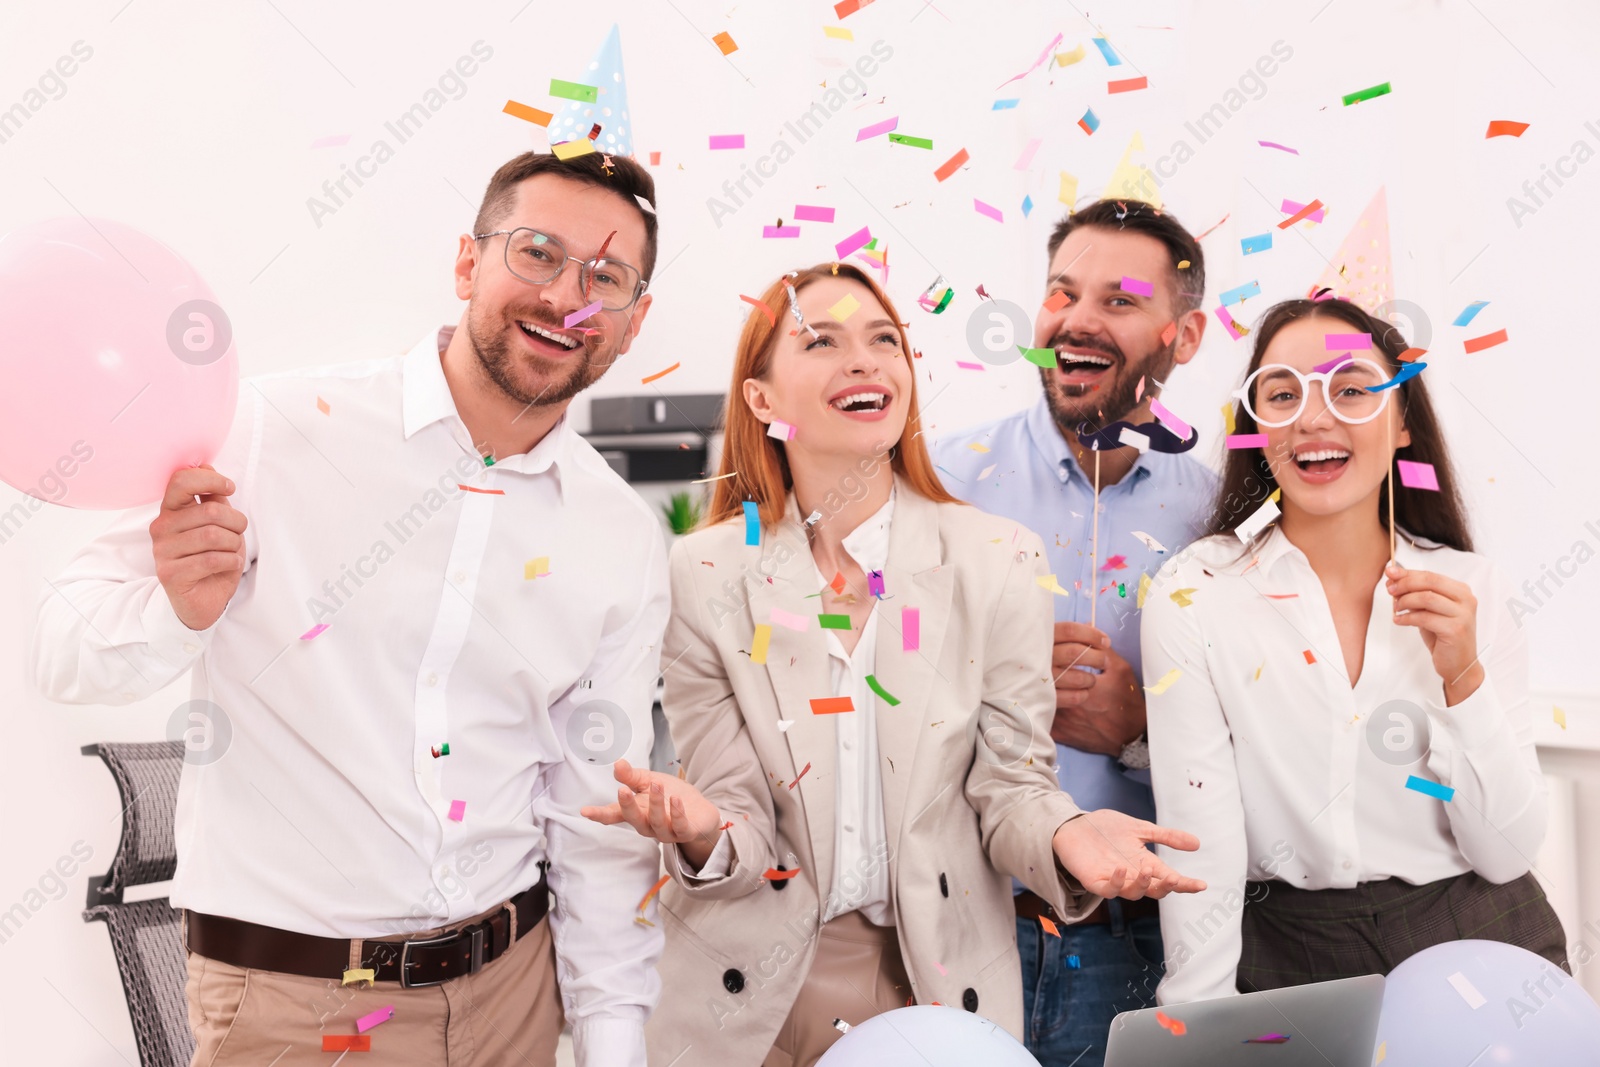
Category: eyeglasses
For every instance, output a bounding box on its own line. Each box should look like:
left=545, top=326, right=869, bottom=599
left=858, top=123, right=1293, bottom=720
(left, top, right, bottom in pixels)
left=471, top=227, right=647, bottom=312
left=1232, top=358, right=1395, bottom=428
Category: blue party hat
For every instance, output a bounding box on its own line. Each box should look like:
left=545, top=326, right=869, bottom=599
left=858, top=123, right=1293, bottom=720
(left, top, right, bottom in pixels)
left=548, top=24, right=633, bottom=157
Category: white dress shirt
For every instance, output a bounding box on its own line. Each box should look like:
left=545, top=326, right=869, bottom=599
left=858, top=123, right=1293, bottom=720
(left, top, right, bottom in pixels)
left=1142, top=527, right=1545, bottom=1006
left=30, top=327, right=670, bottom=1067
left=683, top=489, right=895, bottom=926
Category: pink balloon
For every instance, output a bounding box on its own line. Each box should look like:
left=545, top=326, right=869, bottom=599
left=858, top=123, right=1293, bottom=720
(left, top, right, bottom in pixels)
left=0, top=217, right=237, bottom=510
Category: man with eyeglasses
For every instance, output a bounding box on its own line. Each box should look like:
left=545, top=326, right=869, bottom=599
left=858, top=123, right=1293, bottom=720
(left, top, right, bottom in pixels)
left=33, top=150, right=668, bottom=1067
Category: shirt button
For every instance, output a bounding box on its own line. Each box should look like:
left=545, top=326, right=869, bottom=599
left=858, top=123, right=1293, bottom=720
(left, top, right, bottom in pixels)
left=454, top=570, right=466, bottom=583
left=426, top=673, right=439, bottom=687
left=1342, top=860, right=1353, bottom=870
left=842, top=740, right=853, bottom=751
left=843, top=824, right=855, bottom=833
left=183, top=642, right=198, bottom=654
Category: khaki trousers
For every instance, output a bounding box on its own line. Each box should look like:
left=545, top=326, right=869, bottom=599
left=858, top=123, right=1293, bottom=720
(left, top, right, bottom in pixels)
left=184, top=897, right=564, bottom=1067
left=763, top=910, right=912, bottom=1067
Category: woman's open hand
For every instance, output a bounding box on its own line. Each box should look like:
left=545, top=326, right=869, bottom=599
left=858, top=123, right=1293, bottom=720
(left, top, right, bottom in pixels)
left=580, top=758, right=725, bottom=868
left=1386, top=562, right=1484, bottom=704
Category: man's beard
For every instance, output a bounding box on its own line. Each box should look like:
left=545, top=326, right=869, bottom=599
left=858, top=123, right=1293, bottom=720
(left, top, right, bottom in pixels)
left=465, top=299, right=615, bottom=409
left=1038, top=330, right=1176, bottom=437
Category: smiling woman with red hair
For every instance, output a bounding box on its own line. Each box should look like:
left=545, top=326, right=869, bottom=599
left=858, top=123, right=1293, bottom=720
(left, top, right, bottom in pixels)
left=584, top=262, right=1207, bottom=1066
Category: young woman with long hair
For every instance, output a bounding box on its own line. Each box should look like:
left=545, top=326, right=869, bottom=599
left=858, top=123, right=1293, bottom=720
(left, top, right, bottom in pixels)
left=582, top=262, right=1206, bottom=1065
left=1142, top=298, right=1567, bottom=1006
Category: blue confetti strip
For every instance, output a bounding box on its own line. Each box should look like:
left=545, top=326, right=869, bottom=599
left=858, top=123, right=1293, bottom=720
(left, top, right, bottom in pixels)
left=1091, top=36, right=1122, bottom=66
left=1240, top=233, right=1273, bottom=255
left=1219, top=280, right=1262, bottom=306
left=1404, top=775, right=1455, bottom=802
left=743, top=500, right=760, bottom=546
left=1452, top=300, right=1489, bottom=327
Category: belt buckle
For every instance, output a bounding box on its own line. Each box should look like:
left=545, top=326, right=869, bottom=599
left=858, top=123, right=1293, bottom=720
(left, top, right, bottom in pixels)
left=399, top=931, right=461, bottom=989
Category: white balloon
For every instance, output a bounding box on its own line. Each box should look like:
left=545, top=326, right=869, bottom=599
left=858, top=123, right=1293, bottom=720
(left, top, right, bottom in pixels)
left=816, top=1006, right=1041, bottom=1066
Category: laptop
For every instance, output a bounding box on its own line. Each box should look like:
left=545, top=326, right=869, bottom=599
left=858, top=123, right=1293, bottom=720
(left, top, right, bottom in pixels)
left=1105, top=975, right=1385, bottom=1066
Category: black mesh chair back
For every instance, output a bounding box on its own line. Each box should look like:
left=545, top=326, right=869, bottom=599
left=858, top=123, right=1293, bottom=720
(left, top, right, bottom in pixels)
left=80, top=740, right=195, bottom=1067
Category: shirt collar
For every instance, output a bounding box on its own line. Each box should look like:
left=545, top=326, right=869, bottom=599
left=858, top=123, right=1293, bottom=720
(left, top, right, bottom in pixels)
left=1250, top=522, right=1433, bottom=578
left=1024, top=393, right=1156, bottom=488
left=401, top=326, right=571, bottom=499
left=839, top=485, right=896, bottom=573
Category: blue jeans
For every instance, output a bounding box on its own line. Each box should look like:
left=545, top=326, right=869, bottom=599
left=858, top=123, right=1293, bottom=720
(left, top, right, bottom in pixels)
left=1016, top=903, right=1164, bottom=1067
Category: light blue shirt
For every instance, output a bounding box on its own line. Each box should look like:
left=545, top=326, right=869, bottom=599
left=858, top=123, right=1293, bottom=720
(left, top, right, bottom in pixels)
left=933, top=395, right=1217, bottom=822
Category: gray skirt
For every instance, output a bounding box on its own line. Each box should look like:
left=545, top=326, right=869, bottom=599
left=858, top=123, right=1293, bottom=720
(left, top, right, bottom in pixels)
left=1237, top=869, right=1569, bottom=993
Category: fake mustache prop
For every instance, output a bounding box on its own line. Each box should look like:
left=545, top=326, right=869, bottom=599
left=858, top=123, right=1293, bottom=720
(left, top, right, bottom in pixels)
left=1076, top=418, right=1199, bottom=454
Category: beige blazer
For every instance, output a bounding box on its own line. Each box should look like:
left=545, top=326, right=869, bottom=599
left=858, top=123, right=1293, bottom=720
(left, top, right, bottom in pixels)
left=645, top=475, right=1100, bottom=1066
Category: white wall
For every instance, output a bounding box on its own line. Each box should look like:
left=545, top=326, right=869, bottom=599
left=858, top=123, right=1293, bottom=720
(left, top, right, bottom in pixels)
left=3, top=1, right=1597, bottom=1061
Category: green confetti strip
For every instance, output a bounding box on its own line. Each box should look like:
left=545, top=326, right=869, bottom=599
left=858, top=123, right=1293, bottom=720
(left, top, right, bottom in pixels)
left=550, top=78, right=599, bottom=103
left=818, top=614, right=853, bottom=630
left=1341, top=81, right=1391, bottom=106
left=1019, top=346, right=1058, bottom=368
left=887, top=133, right=933, bottom=149
left=865, top=674, right=901, bottom=706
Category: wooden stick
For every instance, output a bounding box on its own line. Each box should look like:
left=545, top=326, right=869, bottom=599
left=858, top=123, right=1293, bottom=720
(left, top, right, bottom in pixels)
left=1091, top=448, right=1101, bottom=631
left=1388, top=414, right=1397, bottom=563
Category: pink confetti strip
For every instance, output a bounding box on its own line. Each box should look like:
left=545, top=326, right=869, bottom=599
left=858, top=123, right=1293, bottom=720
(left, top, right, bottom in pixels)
left=766, top=419, right=796, bottom=441
left=955, top=360, right=986, bottom=370
left=1226, top=433, right=1269, bottom=449
left=902, top=607, right=920, bottom=650
left=770, top=608, right=809, bottom=631
left=1279, top=198, right=1326, bottom=224
left=1149, top=398, right=1191, bottom=437
left=973, top=199, right=1004, bottom=222
left=1397, top=460, right=1439, bottom=491
left=856, top=116, right=899, bottom=140
left=448, top=799, right=466, bottom=822
left=793, top=204, right=835, bottom=222
left=835, top=226, right=872, bottom=259
left=1312, top=355, right=1354, bottom=374
left=1214, top=305, right=1244, bottom=340
left=1257, top=140, right=1298, bottom=154
left=300, top=623, right=329, bottom=640
left=1120, top=276, right=1155, bottom=298
left=356, top=1006, right=395, bottom=1033
left=763, top=225, right=801, bottom=238
left=1323, top=332, right=1370, bottom=350
left=564, top=301, right=602, bottom=328
left=1013, top=137, right=1043, bottom=170
left=708, top=134, right=745, bottom=150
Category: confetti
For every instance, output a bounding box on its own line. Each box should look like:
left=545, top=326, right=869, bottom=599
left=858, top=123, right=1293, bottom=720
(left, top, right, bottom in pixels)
left=789, top=762, right=811, bottom=789
left=818, top=614, right=852, bottom=630
left=827, top=293, right=861, bottom=322
left=888, top=133, right=933, bottom=149
left=1453, top=300, right=1490, bottom=326
left=823, top=25, right=854, bottom=40
left=902, top=607, right=920, bottom=650
left=523, top=556, right=550, bottom=579
left=712, top=30, right=738, bottom=54
left=1405, top=775, right=1455, bottom=802
left=974, top=199, right=1004, bottom=222
left=1037, top=574, right=1071, bottom=596
left=830, top=571, right=847, bottom=594
left=1038, top=916, right=1061, bottom=937
left=764, top=867, right=801, bottom=880
left=430, top=742, right=450, bottom=758
left=771, top=608, right=808, bottom=631
left=750, top=624, right=772, bottom=664
left=1278, top=199, right=1324, bottom=229
left=866, top=675, right=901, bottom=706
left=549, top=78, right=598, bottom=102
left=564, top=300, right=602, bottom=328
left=1215, top=306, right=1246, bottom=340
left=1055, top=43, right=1087, bottom=67
left=811, top=696, right=855, bottom=714
left=1107, top=75, right=1147, bottom=93
left=1119, top=275, right=1155, bottom=298
left=1463, top=328, right=1508, bottom=353
left=857, top=116, right=899, bottom=140
left=1397, top=460, right=1439, bottom=491
left=1303, top=649, right=1317, bottom=665
left=448, top=799, right=466, bottom=821
left=1313, top=354, right=1353, bottom=374
left=1367, top=361, right=1426, bottom=392
left=1555, top=706, right=1568, bottom=730
left=1131, top=531, right=1166, bottom=553
left=342, top=968, right=375, bottom=986
left=776, top=719, right=794, bottom=732
left=1067, top=954, right=1081, bottom=968
left=1021, top=344, right=1058, bottom=366
left=997, top=31, right=1063, bottom=88
left=867, top=570, right=885, bottom=598
left=1279, top=198, right=1326, bottom=224
left=1219, top=280, right=1261, bottom=306
left=1101, top=554, right=1128, bottom=571
left=793, top=204, right=835, bottom=223
left=1257, top=140, right=1298, bottom=154
left=1014, top=137, right=1043, bottom=169
left=955, top=361, right=985, bottom=371
left=1169, top=588, right=1197, bottom=607
left=741, top=294, right=778, bottom=328
left=767, top=419, right=796, bottom=441
left=1485, top=120, right=1529, bottom=138
left=1376, top=1041, right=1387, bottom=1064
left=708, top=134, right=745, bottom=150
left=1160, top=321, right=1177, bottom=346
left=743, top=501, right=761, bottom=545
left=1058, top=170, right=1079, bottom=206
left=1077, top=107, right=1100, bottom=135
left=300, top=623, right=329, bottom=640
left=835, top=226, right=873, bottom=260
left=1243, top=1033, right=1290, bottom=1044
left=323, top=1036, right=371, bottom=1051
left=992, top=98, right=1020, bottom=110
left=1240, top=233, right=1273, bottom=255
left=1447, top=970, right=1486, bottom=1008
left=763, top=225, right=801, bottom=238
left=1149, top=398, right=1190, bottom=437
left=456, top=483, right=504, bottom=495
left=1227, top=434, right=1269, bottom=449
left=1119, top=427, right=1149, bottom=452
left=1341, top=81, right=1391, bottom=106
left=1144, top=668, right=1182, bottom=695
left=1091, top=36, right=1122, bottom=65
left=316, top=396, right=331, bottom=414
left=1154, top=1010, right=1187, bottom=1036
left=356, top=1006, right=395, bottom=1033
left=1324, top=332, right=1370, bottom=350
left=934, top=148, right=970, bottom=182
left=637, top=873, right=671, bottom=913
left=1236, top=496, right=1280, bottom=541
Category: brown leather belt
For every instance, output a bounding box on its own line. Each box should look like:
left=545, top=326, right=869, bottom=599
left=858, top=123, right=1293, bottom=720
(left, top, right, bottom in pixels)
left=1015, top=888, right=1160, bottom=926
left=185, top=880, right=549, bottom=988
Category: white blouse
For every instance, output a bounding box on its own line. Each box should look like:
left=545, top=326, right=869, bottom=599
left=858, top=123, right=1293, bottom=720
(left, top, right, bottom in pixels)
left=683, top=490, right=895, bottom=926
left=1141, top=527, right=1545, bottom=1006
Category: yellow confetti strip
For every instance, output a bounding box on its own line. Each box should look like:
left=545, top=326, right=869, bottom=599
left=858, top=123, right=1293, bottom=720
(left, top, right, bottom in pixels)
left=823, top=25, right=854, bottom=39
left=1058, top=170, right=1079, bottom=207
left=1055, top=43, right=1087, bottom=66
left=1268, top=487, right=1282, bottom=503
left=750, top=623, right=772, bottom=664
left=968, top=442, right=990, bottom=453
left=1553, top=706, right=1567, bottom=730
left=1144, top=668, right=1182, bottom=695
left=1136, top=572, right=1152, bottom=609
left=552, top=138, right=596, bottom=161
left=1036, top=574, right=1071, bottom=596
left=524, top=556, right=549, bottom=580
left=1375, top=1041, right=1386, bottom=1064
left=1169, top=587, right=1197, bottom=607
left=828, top=292, right=861, bottom=321
left=1221, top=401, right=1236, bottom=435
left=342, top=968, right=375, bottom=986
left=1254, top=661, right=1264, bottom=681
